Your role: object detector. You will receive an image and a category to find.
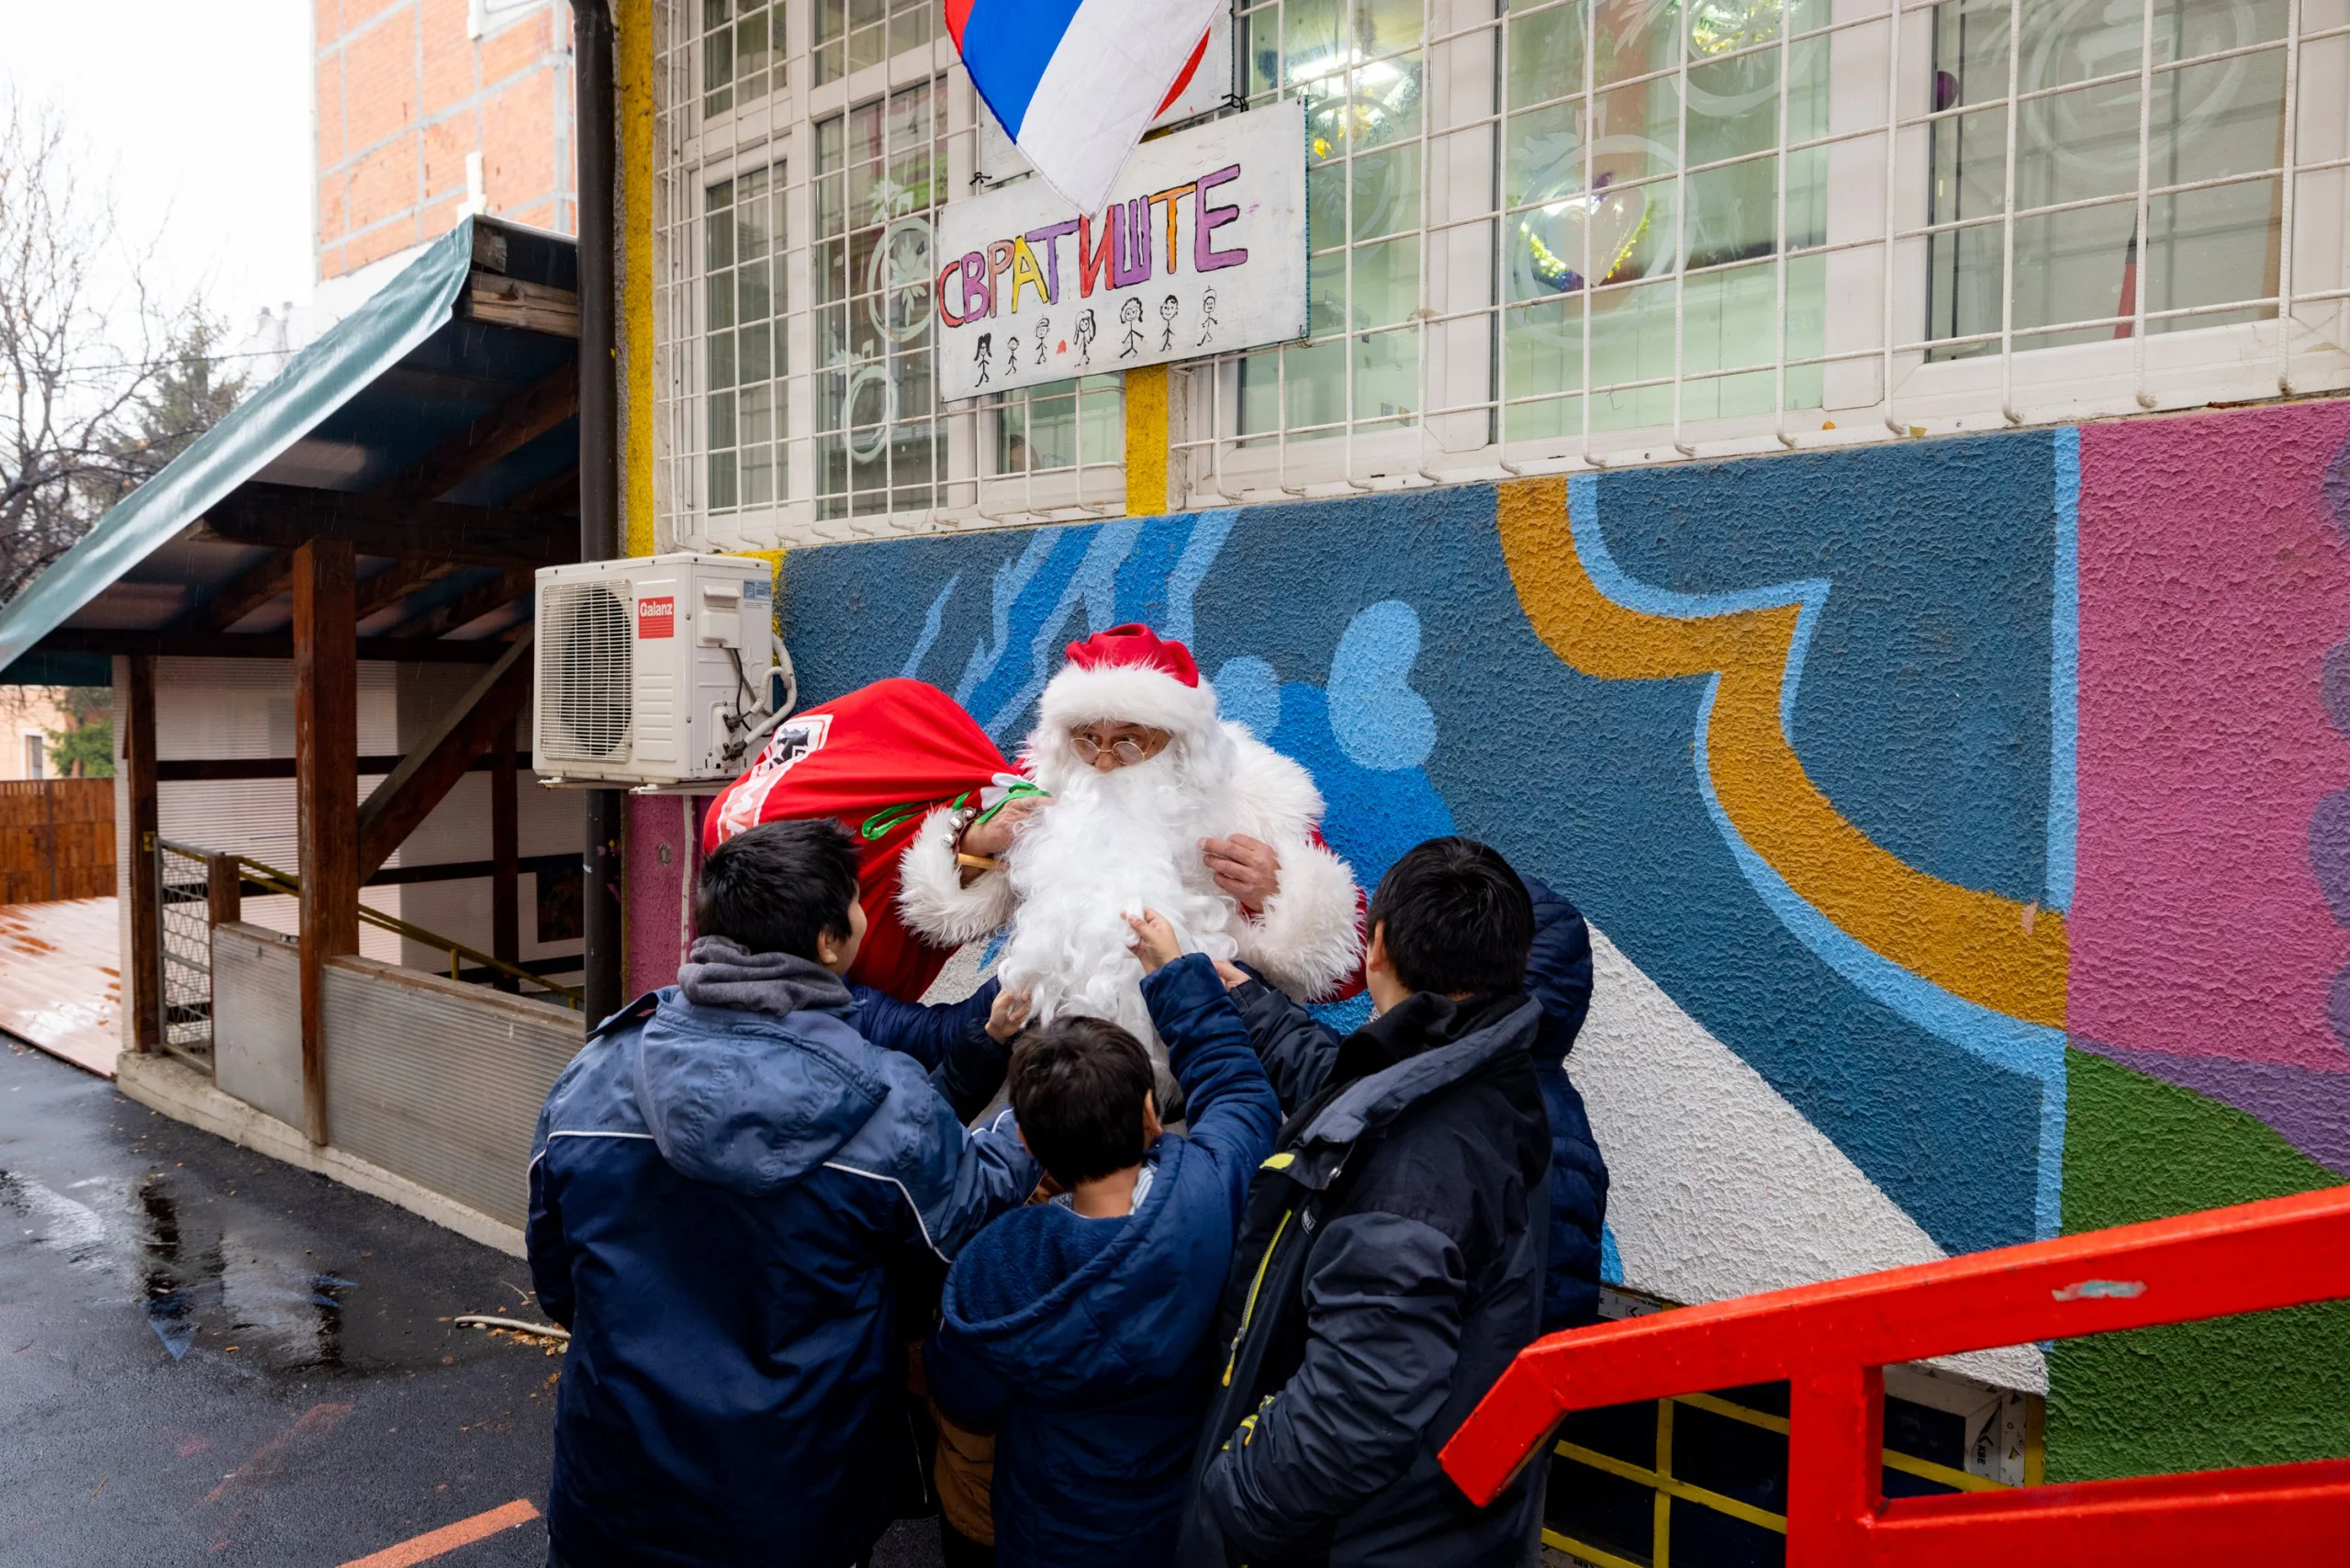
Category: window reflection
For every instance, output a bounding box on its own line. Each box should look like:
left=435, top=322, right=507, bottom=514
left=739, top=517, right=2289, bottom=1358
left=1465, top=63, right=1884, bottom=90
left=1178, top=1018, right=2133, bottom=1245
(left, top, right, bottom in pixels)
left=812, top=83, right=949, bottom=520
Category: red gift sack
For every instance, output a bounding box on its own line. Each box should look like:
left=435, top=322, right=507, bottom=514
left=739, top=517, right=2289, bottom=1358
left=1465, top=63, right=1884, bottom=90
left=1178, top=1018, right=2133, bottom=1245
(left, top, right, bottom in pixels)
left=703, top=678, right=1013, bottom=1001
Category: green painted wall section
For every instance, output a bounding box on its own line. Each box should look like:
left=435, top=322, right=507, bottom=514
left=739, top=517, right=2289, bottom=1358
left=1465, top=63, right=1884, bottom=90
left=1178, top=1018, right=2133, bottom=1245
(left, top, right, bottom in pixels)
left=2050, top=1048, right=2350, bottom=1481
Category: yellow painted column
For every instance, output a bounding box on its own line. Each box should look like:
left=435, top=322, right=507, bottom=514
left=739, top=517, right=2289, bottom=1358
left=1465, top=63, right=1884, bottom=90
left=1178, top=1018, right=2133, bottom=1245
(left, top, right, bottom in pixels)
left=1125, top=365, right=1170, bottom=518
left=616, top=0, right=658, bottom=556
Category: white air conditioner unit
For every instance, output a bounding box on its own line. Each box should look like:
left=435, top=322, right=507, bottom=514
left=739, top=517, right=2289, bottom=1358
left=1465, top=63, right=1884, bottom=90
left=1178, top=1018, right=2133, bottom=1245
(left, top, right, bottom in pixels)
left=533, top=553, right=788, bottom=789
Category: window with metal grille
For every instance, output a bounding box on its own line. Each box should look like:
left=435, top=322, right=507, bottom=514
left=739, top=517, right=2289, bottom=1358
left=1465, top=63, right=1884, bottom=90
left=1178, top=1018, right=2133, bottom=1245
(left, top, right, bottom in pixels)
left=699, top=0, right=783, bottom=117
left=654, top=0, right=2350, bottom=545
left=705, top=162, right=789, bottom=511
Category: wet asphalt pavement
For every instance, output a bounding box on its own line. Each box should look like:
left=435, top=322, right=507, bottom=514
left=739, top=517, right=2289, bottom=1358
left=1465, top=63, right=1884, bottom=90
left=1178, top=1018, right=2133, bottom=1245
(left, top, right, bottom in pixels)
left=0, top=1038, right=947, bottom=1568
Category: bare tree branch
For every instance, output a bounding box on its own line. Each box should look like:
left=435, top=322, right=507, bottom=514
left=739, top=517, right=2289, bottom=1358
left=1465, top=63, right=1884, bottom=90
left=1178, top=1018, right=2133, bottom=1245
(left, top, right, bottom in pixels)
left=0, top=91, right=237, bottom=602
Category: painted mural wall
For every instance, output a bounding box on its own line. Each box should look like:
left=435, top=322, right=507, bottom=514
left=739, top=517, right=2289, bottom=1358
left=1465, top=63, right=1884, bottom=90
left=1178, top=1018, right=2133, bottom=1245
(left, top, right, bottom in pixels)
left=761, top=401, right=2350, bottom=1483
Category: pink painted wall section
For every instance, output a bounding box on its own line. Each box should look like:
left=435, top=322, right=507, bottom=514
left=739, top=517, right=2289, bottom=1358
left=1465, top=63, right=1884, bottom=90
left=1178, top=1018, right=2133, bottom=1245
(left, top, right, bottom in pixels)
left=622, top=793, right=706, bottom=999
left=2072, top=401, right=2350, bottom=1078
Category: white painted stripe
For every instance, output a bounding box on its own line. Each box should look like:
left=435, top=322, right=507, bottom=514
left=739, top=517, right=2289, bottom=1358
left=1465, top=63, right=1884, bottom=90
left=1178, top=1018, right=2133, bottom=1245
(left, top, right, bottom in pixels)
left=1575, top=924, right=2047, bottom=1394
left=1013, top=0, right=1225, bottom=213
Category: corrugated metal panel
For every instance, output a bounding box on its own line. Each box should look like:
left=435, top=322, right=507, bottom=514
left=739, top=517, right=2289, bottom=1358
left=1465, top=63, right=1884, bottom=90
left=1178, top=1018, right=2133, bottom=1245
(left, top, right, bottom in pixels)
left=211, top=922, right=304, bottom=1127
left=321, top=956, right=581, bottom=1227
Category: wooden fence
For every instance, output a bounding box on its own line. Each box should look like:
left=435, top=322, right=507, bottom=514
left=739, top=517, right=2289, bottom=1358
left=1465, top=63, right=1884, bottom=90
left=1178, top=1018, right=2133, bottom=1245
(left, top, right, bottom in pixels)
left=0, top=779, right=116, bottom=903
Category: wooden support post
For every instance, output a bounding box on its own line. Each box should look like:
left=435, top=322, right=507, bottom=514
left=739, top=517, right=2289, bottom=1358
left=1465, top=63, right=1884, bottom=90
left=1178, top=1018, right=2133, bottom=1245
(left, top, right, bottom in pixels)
left=491, top=738, right=520, bottom=991
left=126, top=655, right=162, bottom=1054
left=206, top=853, right=242, bottom=928
left=293, top=539, right=359, bottom=1146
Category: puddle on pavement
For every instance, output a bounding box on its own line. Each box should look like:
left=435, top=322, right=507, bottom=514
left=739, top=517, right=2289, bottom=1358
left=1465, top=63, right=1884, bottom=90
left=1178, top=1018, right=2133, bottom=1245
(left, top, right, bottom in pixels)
left=1, top=1164, right=503, bottom=1375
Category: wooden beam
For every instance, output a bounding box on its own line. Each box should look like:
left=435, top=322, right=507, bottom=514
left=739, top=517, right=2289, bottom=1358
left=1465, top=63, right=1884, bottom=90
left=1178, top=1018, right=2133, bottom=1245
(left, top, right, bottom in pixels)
left=179, top=549, right=295, bottom=633
left=34, top=628, right=513, bottom=663
left=126, top=655, right=162, bottom=1055
left=294, top=539, right=359, bottom=1147
left=354, top=559, right=461, bottom=623
left=199, top=483, right=579, bottom=569
left=386, top=566, right=536, bottom=639
left=392, top=362, right=579, bottom=501
left=154, top=752, right=532, bottom=782
left=357, top=629, right=536, bottom=879
left=509, top=465, right=579, bottom=516
left=463, top=273, right=580, bottom=338
left=206, top=853, right=242, bottom=928
left=492, top=743, right=520, bottom=992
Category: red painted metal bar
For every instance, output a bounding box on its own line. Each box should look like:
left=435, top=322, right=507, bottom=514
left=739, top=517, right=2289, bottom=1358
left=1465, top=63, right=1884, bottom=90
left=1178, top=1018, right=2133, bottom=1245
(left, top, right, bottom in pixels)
left=1440, top=1183, right=2350, bottom=1565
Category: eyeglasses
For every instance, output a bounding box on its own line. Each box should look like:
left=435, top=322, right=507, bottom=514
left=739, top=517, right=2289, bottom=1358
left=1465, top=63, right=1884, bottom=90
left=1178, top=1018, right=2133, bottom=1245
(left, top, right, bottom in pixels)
left=1069, top=732, right=1151, bottom=766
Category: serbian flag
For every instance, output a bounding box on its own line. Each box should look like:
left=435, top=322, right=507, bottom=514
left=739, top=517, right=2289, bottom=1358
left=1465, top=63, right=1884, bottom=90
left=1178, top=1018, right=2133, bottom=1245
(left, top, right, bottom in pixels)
left=704, top=678, right=1018, bottom=1001
left=946, top=0, right=1220, bottom=214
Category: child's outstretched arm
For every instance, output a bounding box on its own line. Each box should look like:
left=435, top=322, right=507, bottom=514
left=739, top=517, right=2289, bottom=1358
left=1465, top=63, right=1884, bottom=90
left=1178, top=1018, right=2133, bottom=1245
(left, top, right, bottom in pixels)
left=852, top=975, right=1003, bottom=1070
left=1130, top=916, right=1281, bottom=1217
left=1221, top=970, right=1345, bottom=1114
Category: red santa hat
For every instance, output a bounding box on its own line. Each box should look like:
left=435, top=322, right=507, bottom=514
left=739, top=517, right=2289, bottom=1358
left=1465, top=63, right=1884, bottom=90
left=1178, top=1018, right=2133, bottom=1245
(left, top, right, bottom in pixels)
left=1035, top=623, right=1222, bottom=743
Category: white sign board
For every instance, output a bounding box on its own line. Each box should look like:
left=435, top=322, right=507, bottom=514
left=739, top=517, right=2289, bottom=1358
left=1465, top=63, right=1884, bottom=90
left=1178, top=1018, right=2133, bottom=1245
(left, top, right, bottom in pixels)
left=975, top=11, right=1236, bottom=186
left=934, top=101, right=1306, bottom=402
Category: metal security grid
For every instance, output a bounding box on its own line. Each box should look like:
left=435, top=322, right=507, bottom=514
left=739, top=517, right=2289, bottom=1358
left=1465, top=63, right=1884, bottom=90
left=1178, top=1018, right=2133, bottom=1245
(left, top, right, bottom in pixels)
left=656, top=0, right=2350, bottom=544
left=654, top=0, right=1127, bottom=548
left=156, top=839, right=215, bottom=1067
left=1544, top=1377, right=2043, bottom=1568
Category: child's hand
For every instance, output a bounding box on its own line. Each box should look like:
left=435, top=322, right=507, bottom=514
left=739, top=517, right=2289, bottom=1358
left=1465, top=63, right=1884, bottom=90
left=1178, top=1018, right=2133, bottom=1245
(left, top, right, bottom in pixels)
left=1212, top=958, right=1250, bottom=991
left=986, top=990, right=1032, bottom=1043
left=1125, top=910, right=1183, bottom=974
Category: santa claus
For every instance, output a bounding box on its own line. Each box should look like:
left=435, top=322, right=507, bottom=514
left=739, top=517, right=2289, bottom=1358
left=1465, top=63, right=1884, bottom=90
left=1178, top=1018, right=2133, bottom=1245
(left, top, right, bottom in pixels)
left=896, top=624, right=1362, bottom=1061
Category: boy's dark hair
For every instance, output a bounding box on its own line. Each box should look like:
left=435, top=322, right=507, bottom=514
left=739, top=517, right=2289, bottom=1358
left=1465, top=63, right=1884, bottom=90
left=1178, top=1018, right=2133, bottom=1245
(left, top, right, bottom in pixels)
left=1368, top=836, right=1535, bottom=996
left=694, top=819, right=860, bottom=959
left=1008, top=1016, right=1156, bottom=1187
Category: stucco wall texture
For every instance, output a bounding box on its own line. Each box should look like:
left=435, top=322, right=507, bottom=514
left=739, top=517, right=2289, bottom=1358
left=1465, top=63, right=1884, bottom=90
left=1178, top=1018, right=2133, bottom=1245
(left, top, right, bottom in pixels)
left=724, top=399, right=2350, bottom=1483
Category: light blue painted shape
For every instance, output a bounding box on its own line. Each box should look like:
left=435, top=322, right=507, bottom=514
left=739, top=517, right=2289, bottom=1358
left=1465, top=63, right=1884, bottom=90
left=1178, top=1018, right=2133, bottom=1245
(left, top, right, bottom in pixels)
left=983, top=519, right=1144, bottom=737
left=1600, top=1224, right=1623, bottom=1285
left=1214, top=655, right=1282, bottom=739
left=1165, top=509, right=1239, bottom=647
left=901, top=573, right=961, bottom=681
left=955, top=531, right=1059, bottom=706
left=1572, top=473, right=2069, bottom=1240
left=1565, top=475, right=1828, bottom=741
left=1326, top=599, right=1438, bottom=771
left=2048, top=428, right=2081, bottom=913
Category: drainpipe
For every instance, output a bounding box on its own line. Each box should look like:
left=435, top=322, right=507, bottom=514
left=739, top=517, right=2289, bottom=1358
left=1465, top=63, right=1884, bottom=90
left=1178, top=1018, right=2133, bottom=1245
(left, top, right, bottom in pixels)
left=577, top=0, right=625, bottom=1026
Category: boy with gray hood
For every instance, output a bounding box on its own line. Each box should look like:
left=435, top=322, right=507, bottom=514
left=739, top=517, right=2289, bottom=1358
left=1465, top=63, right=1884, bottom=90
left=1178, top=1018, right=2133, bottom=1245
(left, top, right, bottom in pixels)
left=527, top=819, right=1038, bottom=1568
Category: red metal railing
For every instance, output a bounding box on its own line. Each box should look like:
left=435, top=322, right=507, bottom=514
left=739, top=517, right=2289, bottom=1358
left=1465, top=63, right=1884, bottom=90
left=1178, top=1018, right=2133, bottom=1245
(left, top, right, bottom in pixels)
left=1441, top=1183, right=2350, bottom=1566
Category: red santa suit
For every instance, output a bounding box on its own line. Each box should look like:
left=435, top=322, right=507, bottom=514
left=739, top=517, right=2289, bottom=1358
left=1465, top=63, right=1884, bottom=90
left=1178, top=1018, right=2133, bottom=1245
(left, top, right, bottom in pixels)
left=896, top=625, right=1362, bottom=1056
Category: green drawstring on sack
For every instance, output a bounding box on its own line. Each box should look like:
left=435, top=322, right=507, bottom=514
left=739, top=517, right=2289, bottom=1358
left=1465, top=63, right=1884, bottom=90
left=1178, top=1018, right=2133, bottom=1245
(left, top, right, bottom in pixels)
left=856, top=778, right=1052, bottom=843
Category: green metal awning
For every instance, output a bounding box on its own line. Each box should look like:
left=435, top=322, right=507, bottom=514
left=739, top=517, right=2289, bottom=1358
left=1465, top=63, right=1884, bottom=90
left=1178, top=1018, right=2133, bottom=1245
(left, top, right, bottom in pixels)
left=0, top=217, right=580, bottom=682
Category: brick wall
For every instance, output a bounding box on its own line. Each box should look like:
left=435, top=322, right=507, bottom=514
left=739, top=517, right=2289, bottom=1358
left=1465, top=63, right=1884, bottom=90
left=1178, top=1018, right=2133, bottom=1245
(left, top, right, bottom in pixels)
left=314, top=0, right=576, bottom=280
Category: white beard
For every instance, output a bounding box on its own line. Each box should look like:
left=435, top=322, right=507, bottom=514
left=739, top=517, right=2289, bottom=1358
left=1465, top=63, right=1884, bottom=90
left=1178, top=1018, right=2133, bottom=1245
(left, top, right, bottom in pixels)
left=994, top=746, right=1241, bottom=1071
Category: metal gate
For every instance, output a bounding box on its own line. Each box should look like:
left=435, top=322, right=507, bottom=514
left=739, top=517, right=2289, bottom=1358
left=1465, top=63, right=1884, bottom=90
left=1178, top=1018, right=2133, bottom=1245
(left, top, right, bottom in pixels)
left=156, top=838, right=215, bottom=1070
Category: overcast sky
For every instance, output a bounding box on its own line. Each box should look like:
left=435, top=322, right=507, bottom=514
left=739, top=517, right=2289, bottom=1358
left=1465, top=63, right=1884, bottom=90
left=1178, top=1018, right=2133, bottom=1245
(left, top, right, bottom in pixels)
left=6, top=0, right=314, bottom=337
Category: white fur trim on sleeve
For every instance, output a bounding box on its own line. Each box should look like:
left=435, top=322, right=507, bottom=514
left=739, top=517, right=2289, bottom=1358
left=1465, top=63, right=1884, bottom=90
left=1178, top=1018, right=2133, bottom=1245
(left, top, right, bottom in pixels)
left=896, top=805, right=1017, bottom=948
left=1235, top=834, right=1363, bottom=1002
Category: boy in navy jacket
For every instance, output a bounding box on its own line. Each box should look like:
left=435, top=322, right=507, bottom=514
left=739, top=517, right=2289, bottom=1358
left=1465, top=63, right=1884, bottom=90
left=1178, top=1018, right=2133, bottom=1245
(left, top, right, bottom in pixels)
left=925, top=912, right=1281, bottom=1568
left=527, top=820, right=1037, bottom=1568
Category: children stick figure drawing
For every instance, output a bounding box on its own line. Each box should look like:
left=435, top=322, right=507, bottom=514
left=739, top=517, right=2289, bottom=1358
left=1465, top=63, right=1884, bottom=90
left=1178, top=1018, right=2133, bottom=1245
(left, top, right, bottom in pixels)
left=1197, top=288, right=1220, bottom=347
left=1158, top=294, right=1180, bottom=352
left=1117, top=297, right=1145, bottom=359
left=1076, top=308, right=1097, bottom=366
left=974, top=333, right=992, bottom=386
left=1035, top=316, right=1051, bottom=372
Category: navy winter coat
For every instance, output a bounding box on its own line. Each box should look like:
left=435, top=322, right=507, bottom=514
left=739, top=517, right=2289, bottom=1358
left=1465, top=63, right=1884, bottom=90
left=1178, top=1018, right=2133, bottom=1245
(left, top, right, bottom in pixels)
left=926, top=955, right=1282, bottom=1568
left=1180, top=989, right=1553, bottom=1568
left=527, top=980, right=1037, bottom=1568
left=1228, top=877, right=1609, bottom=1335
